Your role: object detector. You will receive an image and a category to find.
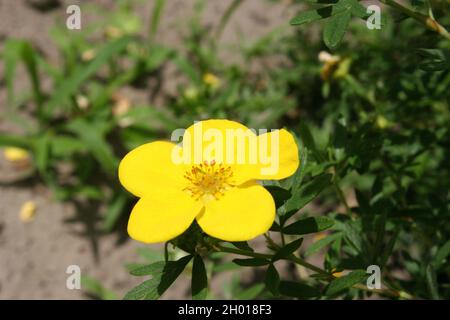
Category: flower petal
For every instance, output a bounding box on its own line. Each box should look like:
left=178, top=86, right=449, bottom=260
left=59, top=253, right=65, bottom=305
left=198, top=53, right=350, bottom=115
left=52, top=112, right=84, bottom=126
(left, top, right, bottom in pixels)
left=181, top=120, right=299, bottom=184
left=249, top=128, right=299, bottom=180
left=182, top=119, right=254, bottom=164
left=128, top=190, right=202, bottom=243
left=118, top=141, right=186, bottom=197
left=196, top=183, right=275, bottom=241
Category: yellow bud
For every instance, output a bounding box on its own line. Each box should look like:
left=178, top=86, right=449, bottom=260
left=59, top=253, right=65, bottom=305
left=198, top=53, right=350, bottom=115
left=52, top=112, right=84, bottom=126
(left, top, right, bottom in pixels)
left=313, top=232, right=327, bottom=242
left=3, top=147, right=30, bottom=162
left=76, top=95, right=89, bottom=110
left=81, top=49, right=96, bottom=62
left=203, top=73, right=221, bottom=89
left=184, top=87, right=199, bottom=100
left=376, top=115, right=389, bottom=129
left=19, top=201, right=37, bottom=223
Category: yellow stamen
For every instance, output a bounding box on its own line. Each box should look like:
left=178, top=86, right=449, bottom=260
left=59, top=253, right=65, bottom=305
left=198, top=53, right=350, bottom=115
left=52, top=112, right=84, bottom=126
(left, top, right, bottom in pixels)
left=183, top=160, right=234, bottom=202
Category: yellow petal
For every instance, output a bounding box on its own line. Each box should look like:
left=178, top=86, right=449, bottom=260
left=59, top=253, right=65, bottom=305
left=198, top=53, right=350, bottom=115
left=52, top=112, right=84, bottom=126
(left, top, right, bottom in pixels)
left=181, top=120, right=299, bottom=184
left=118, top=141, right=186, bottom=197
left=197, top=183, right=275, bottom=241
left=181, top=119, right=259, bottom=184
left=182, top=119, right=252, bottom=163
left=250, top=129, right=299, bottom=180
left=128, top=190, right=202, bottom=243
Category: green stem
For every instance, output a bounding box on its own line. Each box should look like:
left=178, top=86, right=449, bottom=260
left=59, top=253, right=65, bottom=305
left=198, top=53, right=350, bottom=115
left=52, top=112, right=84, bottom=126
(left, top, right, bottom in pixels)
left=148, top=0, right=166, bottom=48
left=214, top=244, right=413, bottom=299
left=214, top=0, right=245, bottom=42
left=380, top=0, right=450, bottom=41
left=333, top=170, right=351, bottom=215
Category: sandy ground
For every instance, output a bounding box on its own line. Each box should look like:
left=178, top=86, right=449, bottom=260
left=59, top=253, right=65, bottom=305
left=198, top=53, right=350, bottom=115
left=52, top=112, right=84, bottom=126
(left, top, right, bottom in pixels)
left=0, top=0, right=299, bottom=299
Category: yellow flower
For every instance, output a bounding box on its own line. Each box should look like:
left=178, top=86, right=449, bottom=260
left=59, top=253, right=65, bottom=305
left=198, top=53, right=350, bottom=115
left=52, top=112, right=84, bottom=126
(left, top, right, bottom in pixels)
left=203, top=73, right=221, bottom=89
left=3, top=147, right=30, bottom=162
left=119, top=119, right=299, bottom=243
left=19, top=201, right=37, bottom=223
left=331, top=268, right=344, bottom=278
left=318, top=51, right=342, bottom=81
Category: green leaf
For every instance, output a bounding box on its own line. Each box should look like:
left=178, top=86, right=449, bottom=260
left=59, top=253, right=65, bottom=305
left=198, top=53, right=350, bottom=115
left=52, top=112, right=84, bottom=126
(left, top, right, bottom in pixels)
left=288, top=144, right=308, bottom=192
left=305, top=232, right=343, bottom=257
left=3, top=40, right=43, bottom=111
left=0, top=134, right=31, bottom=149
left=433, top=241, right=450, bottom=269
left=3, top=40, right=21, bottom=107
left=349, top=0, right=370, bottom=19
left=81, top=275, right=117, bottom=300
left=231, top=241, right=254, bottom=252
left=102, top=192, right=128, bottom=232
left=212, top=261, right=241, bottom=273
left=325, top=269, right=367, bottom=296
left=426, top=264, right=440, bottom=299
left=417, top=48, right=450, bottom=71
left=123, top=279, right=155, bottom=300
left=34, top=134, right=49, bottom=176
left=45, top=36, right=132, bottom=116
left=298, top=121, right=316, bottom=148
left=192, top=255, right=208, bottom=300
left=148, top=0, right=166, bottom=43
left=236, top=284, right=265, bottom=300
left=172, top=54, right=200, bottom=83
left=290, top=4, right=349, bottom=26
left=20, top=41, right=44, bottom=112
left=283, top=173, right=332, bottom=213
left=273, top=238, right=303, bottom=261
left=146, top=45, right=173, bottom=71
left=129, top=261, right=166, bottom=276
left=279, top=281, right=321, bottom=299
left=50, top=136, right=86, bottom=157
left=323, top=9, right=352, bottom=50
left=233, top=258, right=271, bottom=267
left=284, top=216, right=335, bottom=235
left=265, top=186, right=292, bottom=209
left=265, top=264, right=280, bottom=296
left=125, top=255, right=192, bottom=300
left=137, top=247, right=165, bottom=263
left=66, top=119, right=118, bottom=174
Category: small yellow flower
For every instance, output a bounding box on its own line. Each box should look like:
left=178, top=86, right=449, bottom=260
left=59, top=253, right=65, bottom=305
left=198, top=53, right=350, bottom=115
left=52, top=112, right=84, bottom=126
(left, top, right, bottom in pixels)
left=76, top=95, right=89, bottom=110
left=112, top=94, right=131, bottom=117
left=376, top=115, right=390, bottom=129
left=119, top=119, right=299, bottom=243
left=183, top=87, right=199, bottom=100
left=318, top=51, right=343, bottom=81
left=203, top=73, right=221, bottom=89
left=19, top=201, right=37, bottom=223
left=81, top=49, right=96, bottom=62
left=313, top=232, right=327, bottom=242
left=331, top=268, right=344, bottom=278
left=3, top=147, right=30, bottom=163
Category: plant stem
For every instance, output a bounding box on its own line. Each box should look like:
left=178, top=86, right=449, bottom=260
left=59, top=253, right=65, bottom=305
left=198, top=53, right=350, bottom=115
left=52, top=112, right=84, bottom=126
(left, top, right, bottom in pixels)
left=380, top=0, right=450, bottom=41
left=286, top=254, right=332, bottom=277
left=214, top=244, right=413, bottom=299
left=333, top=169, right=352, bottom=215
left=215, top=244, right=272, bottom=259
left=214, top=0, right=245, bottom=42
left=148, top=0, right=166, bottom=47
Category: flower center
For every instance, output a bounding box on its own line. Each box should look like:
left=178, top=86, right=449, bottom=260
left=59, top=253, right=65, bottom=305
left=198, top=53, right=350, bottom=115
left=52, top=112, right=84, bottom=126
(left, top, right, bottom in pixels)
left=183, top=160, right=234, bottom=202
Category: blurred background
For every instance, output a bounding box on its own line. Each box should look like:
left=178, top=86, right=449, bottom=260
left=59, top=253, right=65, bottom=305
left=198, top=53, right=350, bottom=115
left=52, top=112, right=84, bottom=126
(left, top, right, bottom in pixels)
left=0, top=0, right=449, bottom=299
